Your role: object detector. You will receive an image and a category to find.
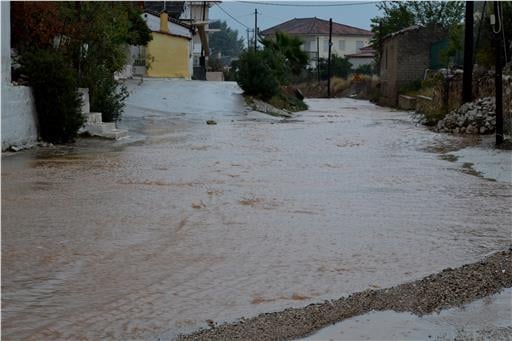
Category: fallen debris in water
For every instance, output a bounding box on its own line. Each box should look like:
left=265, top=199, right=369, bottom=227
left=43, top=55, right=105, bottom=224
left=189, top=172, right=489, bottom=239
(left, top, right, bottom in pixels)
left=206, top=120, right=217, bottom=125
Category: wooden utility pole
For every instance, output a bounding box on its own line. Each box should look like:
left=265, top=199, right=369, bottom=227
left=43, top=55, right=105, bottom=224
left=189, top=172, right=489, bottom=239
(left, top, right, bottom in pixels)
left=254, top=8, right=258, bottom=51
left=494, top=1, right=504, bottom=145
left=327, top=18, right=332, bottom=98
left=317, top=36, right=320, bottom=82
left=463, top=1, right=474, bottom=103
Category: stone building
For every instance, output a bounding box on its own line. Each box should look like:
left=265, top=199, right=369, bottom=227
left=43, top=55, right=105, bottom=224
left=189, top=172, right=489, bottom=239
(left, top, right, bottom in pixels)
left=378, top=25, right=447, bottom=106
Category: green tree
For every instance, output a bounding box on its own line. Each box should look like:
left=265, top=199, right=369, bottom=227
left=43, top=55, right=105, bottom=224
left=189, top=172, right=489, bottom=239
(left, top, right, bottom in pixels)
left=209, top=21, right=244, bottom=60
left=260, top=32, right=309, bottom=75
left=237, top=49, right=289, bottom=99
left=318, top=54, right=352, bottom=79
left=60, top=2, right=152, bottom=122
left=21, top=50, right=83, bottom=143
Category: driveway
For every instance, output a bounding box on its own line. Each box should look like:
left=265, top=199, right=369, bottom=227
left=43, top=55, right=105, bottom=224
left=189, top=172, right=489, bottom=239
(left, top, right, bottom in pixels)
left=2, top=79, right=511, bottom=339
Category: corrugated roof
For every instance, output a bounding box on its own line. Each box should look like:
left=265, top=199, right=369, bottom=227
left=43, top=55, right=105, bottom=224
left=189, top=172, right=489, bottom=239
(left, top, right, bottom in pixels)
left=260, top=17, right=372, bottom=37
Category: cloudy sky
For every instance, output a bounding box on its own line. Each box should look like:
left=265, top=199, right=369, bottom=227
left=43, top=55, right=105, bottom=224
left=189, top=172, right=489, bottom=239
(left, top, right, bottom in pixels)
left=209, top=1, right=382, bottom=45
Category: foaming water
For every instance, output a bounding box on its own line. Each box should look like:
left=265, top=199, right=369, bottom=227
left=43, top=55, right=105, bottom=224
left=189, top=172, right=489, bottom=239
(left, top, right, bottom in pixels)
left=2, top=81, right=511, bottom=340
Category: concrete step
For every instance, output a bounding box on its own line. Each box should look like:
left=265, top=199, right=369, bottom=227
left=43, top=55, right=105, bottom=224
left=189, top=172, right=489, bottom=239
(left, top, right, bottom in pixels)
left=100, top=122, right=116, bottom=133
left=83, top=123, right=128, bottom=140
left=101, top=129, right=129, bottom=140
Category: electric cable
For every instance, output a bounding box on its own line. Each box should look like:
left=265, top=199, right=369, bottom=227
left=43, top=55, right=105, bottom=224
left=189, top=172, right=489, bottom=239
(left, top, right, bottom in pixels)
left=238, top=1, right=378, bottom=7
left=215, top=3, right=250, bottom=29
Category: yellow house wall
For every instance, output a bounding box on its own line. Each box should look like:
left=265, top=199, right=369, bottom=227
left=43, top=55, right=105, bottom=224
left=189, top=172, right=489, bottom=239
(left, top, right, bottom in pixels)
left=146, top=32, right=190, bottom=78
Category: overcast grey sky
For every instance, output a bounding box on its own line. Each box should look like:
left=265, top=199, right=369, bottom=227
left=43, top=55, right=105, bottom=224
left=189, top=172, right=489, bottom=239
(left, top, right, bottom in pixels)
left=209, top=1, right=382, bottom=45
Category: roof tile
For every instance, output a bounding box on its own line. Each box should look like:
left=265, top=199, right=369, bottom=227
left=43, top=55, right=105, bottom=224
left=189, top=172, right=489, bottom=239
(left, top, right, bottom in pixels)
left=260, top=17, right=372, bottom=36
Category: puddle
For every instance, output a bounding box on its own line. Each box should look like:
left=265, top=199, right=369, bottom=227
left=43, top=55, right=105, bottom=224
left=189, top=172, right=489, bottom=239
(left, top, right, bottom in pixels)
left=303, top=288, right=512, bottom=340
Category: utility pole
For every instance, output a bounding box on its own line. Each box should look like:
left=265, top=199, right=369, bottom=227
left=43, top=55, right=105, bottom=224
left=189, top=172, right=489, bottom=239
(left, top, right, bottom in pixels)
left=493, top=1, right=504, bottom=145
left=463, top=1, right=474, bottom=103
left=254, top=8, right=258, bottom=51
left=317, top=36, right=320, bottom=82
left=327, top=18, right=333, bottom=98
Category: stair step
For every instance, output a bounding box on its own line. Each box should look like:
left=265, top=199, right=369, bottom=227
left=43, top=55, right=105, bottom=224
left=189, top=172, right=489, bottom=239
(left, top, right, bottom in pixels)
left=100, top=122, right=116, bottom=133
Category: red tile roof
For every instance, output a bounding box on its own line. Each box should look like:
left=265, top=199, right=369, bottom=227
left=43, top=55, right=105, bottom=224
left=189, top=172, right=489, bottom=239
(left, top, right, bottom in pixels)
left=260, top=17, right=372, bottom=37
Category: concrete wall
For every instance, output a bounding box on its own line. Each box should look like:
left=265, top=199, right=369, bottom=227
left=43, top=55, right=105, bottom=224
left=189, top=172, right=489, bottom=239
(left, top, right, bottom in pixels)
left=1, top=1, right=39, bottom=150
left=146, top=32, right=191, bottom=79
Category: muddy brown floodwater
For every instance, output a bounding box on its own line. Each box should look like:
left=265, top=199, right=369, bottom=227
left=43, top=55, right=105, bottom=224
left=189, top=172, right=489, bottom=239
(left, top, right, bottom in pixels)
left=2, top=80, right=511, bottom=340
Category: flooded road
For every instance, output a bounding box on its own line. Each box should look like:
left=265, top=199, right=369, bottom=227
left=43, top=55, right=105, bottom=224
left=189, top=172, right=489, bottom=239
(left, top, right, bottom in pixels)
left=2, top=79, right=511, bottom=340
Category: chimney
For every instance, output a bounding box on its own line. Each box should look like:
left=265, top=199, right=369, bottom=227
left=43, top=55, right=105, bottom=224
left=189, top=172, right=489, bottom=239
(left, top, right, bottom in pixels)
left=160, top=10, right=169, bottom=34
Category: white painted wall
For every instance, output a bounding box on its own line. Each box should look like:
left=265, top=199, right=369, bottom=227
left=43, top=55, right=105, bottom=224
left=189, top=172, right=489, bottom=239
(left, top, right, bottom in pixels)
left=300, top=35, right=371, bottom=59
left=349, top=57, right=374, bottom=68
left=1, top=1, right=39, bottom=150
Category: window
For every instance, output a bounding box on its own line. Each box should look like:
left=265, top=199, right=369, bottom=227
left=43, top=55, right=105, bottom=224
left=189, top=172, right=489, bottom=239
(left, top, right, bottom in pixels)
left=338, top=40, right=345, bottom=50
left=356, top=40, right=364, bottom=51
left=323, top=39, right=329, bottom=52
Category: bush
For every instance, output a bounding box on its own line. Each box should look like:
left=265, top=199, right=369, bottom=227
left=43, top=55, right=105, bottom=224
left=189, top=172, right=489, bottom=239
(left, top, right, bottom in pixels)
left=237, top=49, right=288, bottom=99
left=318, top=54, right=352, bottom=79
left=89, top=71, right=128, bottom=122
left=21, top=50, right=83, bottom=143
left=354, top=64, right=375, bottom=75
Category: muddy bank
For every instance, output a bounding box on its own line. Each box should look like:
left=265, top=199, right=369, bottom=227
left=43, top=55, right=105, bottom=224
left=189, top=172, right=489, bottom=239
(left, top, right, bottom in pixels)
left=179, top=249, right=512, bottom=340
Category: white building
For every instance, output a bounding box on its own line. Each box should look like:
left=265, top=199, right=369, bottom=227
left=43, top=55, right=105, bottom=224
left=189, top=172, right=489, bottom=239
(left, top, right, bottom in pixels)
left=260, top=17, right=372, bottom=68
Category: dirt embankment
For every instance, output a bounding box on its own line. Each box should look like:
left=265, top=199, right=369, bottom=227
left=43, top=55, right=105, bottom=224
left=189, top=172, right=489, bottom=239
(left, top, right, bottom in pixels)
left=179, top=249, right=512, bottom=340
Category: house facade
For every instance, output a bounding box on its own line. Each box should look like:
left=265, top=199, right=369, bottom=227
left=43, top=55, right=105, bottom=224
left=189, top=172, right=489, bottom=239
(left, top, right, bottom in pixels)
left=345, top=46, right=375, bottom=68
left=142, top=10, right=193, bottom=78
left=378, top=25, right=448, bottom=106
left=260, top=17, right=372, bottom=67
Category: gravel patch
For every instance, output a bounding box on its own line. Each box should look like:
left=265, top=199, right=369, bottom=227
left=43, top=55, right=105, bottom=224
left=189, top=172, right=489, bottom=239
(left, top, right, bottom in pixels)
left=179, top=249, right=512, bottom=340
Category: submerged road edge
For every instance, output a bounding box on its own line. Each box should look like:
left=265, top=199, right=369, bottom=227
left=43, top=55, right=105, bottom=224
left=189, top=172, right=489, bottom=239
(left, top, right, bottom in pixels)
left=179, top=248, right=512, bottom=340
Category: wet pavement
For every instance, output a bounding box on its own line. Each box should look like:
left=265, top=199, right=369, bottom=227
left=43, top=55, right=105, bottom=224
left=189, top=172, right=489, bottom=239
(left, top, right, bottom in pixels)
left=303, top=288, right=512, bottom=341
left=2, top=79, right=511, bottom=340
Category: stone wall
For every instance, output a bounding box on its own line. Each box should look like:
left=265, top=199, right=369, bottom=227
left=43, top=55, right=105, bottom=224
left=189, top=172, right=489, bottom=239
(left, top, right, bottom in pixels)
left=428, top=70, right=512, bottom=135
left=379, top=26, right=447, bottom=107
left=1, top=1, right=39, bottom=150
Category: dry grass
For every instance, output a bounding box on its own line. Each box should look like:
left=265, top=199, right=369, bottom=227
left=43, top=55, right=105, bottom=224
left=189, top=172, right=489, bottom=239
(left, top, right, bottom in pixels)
left=330, top=77, right=351, bottom=96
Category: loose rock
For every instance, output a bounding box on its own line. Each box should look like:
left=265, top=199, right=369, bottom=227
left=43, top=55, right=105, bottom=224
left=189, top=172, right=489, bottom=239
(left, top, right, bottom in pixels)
left=436, top=97, right=496, bottom=135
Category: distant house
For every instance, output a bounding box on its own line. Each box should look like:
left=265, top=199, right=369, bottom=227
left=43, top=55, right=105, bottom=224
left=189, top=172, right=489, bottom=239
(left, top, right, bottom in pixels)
left=260, top=17, right=372, bottom=67
left=345, top=46, right=375, bottom=69
left=378, top=25, right=448, bottom=106
left=118, top=2, right=215, bottom=80
left=142, top=10, right=193, bottom=78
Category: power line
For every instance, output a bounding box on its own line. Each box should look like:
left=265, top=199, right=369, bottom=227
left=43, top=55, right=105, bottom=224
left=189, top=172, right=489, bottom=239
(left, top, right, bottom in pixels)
left=215, top=3, right=250, bottom=29
left=238, top=1, right=378, bottom=7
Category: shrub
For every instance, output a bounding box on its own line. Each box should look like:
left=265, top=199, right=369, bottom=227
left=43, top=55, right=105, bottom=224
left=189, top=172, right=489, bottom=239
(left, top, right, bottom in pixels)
left=21, top=49, right=83, bottom=143
left=319, top=54, right=352, bottom=79
left=330, top=77, right=351, bottom=96
left=354, top=64, right=375, bottom=75
left=237, top=50, right=287, bottom=99
left=89, top=71, right=128, bottom=122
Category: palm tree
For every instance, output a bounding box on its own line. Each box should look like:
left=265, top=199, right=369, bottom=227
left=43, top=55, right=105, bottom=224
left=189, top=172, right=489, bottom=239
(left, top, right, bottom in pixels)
left=260, top=32, right=308, bottom=75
